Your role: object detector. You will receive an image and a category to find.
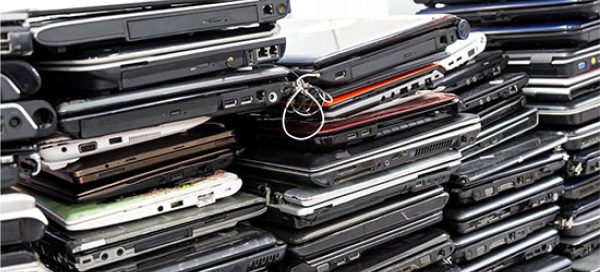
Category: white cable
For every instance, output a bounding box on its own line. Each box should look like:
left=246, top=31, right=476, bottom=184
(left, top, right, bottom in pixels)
left=281, top=73, right=333, bottom=141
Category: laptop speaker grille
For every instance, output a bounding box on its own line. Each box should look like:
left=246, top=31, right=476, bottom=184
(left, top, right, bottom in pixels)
left=415, top=139, right=454, bottom=157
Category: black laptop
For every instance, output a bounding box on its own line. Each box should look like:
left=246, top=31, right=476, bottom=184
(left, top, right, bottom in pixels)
left=54, top=67, right=290, bottom=138
left=278, top=15, right=469, bottom=85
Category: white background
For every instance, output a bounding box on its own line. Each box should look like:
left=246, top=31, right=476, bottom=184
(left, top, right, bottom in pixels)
left=0, top=0, right=422, bottom=15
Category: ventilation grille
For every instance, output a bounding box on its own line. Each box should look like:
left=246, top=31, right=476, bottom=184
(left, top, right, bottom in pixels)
left=415, top=139, right=454, bottom=157
left=248, top=252, right=282, bottom=269
left=129, top=132, right=161, bottom=143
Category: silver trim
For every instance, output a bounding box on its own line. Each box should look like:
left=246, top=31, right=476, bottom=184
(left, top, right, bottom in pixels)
left=35, top=35, right=283, bottom=71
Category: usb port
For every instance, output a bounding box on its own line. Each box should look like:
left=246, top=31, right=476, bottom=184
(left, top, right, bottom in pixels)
left=347, top=132, right=358, bottom=140
left=223, top=99, right=238, bottom=109
left=360, top=129, right=370, bottom=137
left=246, top=50, right=255, bottom=65
left=78, top=142, right=97, bottom=153
left=1, top=42, right=10, bottom=53
left=411, top=83, right=419, bottom=90
left=335, top=70, right=347, bottom=80
left=240, top=96, right=253, bottom=105
left=171, top=200, right=184, bottom=208
left=108, top=137, right=122, bottom=145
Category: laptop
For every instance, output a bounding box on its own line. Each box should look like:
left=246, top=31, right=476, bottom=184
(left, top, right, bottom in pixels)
left=523, top=68, right=600, bottom=101
left=263, top=187, right=448, bottom=259
left=559, top=208, right=600, bottom=237
left=458, top=227, right=560, bottom=272
left=418, top=0, right=599, bottom=26
left=480, top=19, right=600, bottom=48
left=24, top=0, right=290, bottom=48
left=450, top=130, right=567, bottom=187
left=1, top=60, right=41, bottom=101
left=19, top=148, right=234, bottom=203
left=0, top=13, right=32, bottom=56
left=445, top=175, right=564, bottom=234
left=434, top=50, right=507, bottom=93
left=36, top=34, right=287, bottom=93
left=435, top=32, right=487, bottom=72
left=461, top=108, right=538, bottom=160
left=452, top=72, right=528, bottom=112
left=35, top=193, right=266, bottom=271
left=560, top=194, right=600, bottom=221
left=278, top=15, right=469, bottom=85
left=0, top=193, right=47, bottom=246
left=47, top=124, right=235, bottom=184
left=452, top=204, right=559, bottom=263
left=17, top=170, right=242, bottom=231
left=528, top=91, right=600, bottom=126
left=500, top=254, right=572, bottom=272
left=237, top=92, right=459, bottom=150
left=39, top=116, right=209, bottom=170
left=245, top=155, right=457, bottom=228
left=449, top=150, right=567, bottom=205
left=236, top=113, right=480, bottom=187
left=555, top=121, right=600, bottom=151
left=54, top=66, right=290, bottom=139
left=566, top=146, right=600, bottom=178
left=506, top=42, right=600, bottom=78
left=20, top=149, right=235, bottom=202
left=478, top=94, right=526, bottom=127
left=334, top=228, right=454, bottom=272
left=35, top=23, right=280, bottom=65
left=320, top=65, right=446, bottom=119
left=279, top=212, right=444, bottom=272
left=564, top=174, right=600, bottom=201
left=559, top=229, right=600, bottom=259
left=572, top=249, right=600, bottom=272
left=75, top=225, right=287, bottom=272
left=1, top=100, right=56, bottom=143
left=0, top=246, right=46, bottom=272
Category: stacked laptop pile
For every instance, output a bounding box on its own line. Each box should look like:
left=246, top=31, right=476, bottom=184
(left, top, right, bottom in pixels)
left=416, top=0, right=600, bottom=271
left=1, top=1, right=294, bottom=271
left=1, top=14, right=52, bottom=272
left=226, top=15, right=484, bottom=272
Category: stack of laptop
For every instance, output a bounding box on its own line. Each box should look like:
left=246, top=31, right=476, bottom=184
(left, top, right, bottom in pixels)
left=1, top=14, right=54, bottom=272
left=1, top=1, right=294, bottom=271
left=227, top=15, right=483, bottom=271
left=434, top=44, right=536, bottom=161
left=416, top=1, right=600, bottom=271
left=443, top=131, right=568, bottom=272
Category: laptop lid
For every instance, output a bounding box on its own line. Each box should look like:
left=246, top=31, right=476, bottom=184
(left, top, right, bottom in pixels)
left=278, top=15, right=461, bottom=68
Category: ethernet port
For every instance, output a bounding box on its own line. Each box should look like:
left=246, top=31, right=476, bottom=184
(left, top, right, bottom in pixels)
left=257, top=47, right=270, bottom=61
left=263, top=4, right=274, bottom=15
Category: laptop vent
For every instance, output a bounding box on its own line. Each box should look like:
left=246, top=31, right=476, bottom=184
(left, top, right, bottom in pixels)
left=129, top=132, right=161, bottom=143
left=415, top=139, right=454, bottom=157
left=248, top=252, right=282, bottom=269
